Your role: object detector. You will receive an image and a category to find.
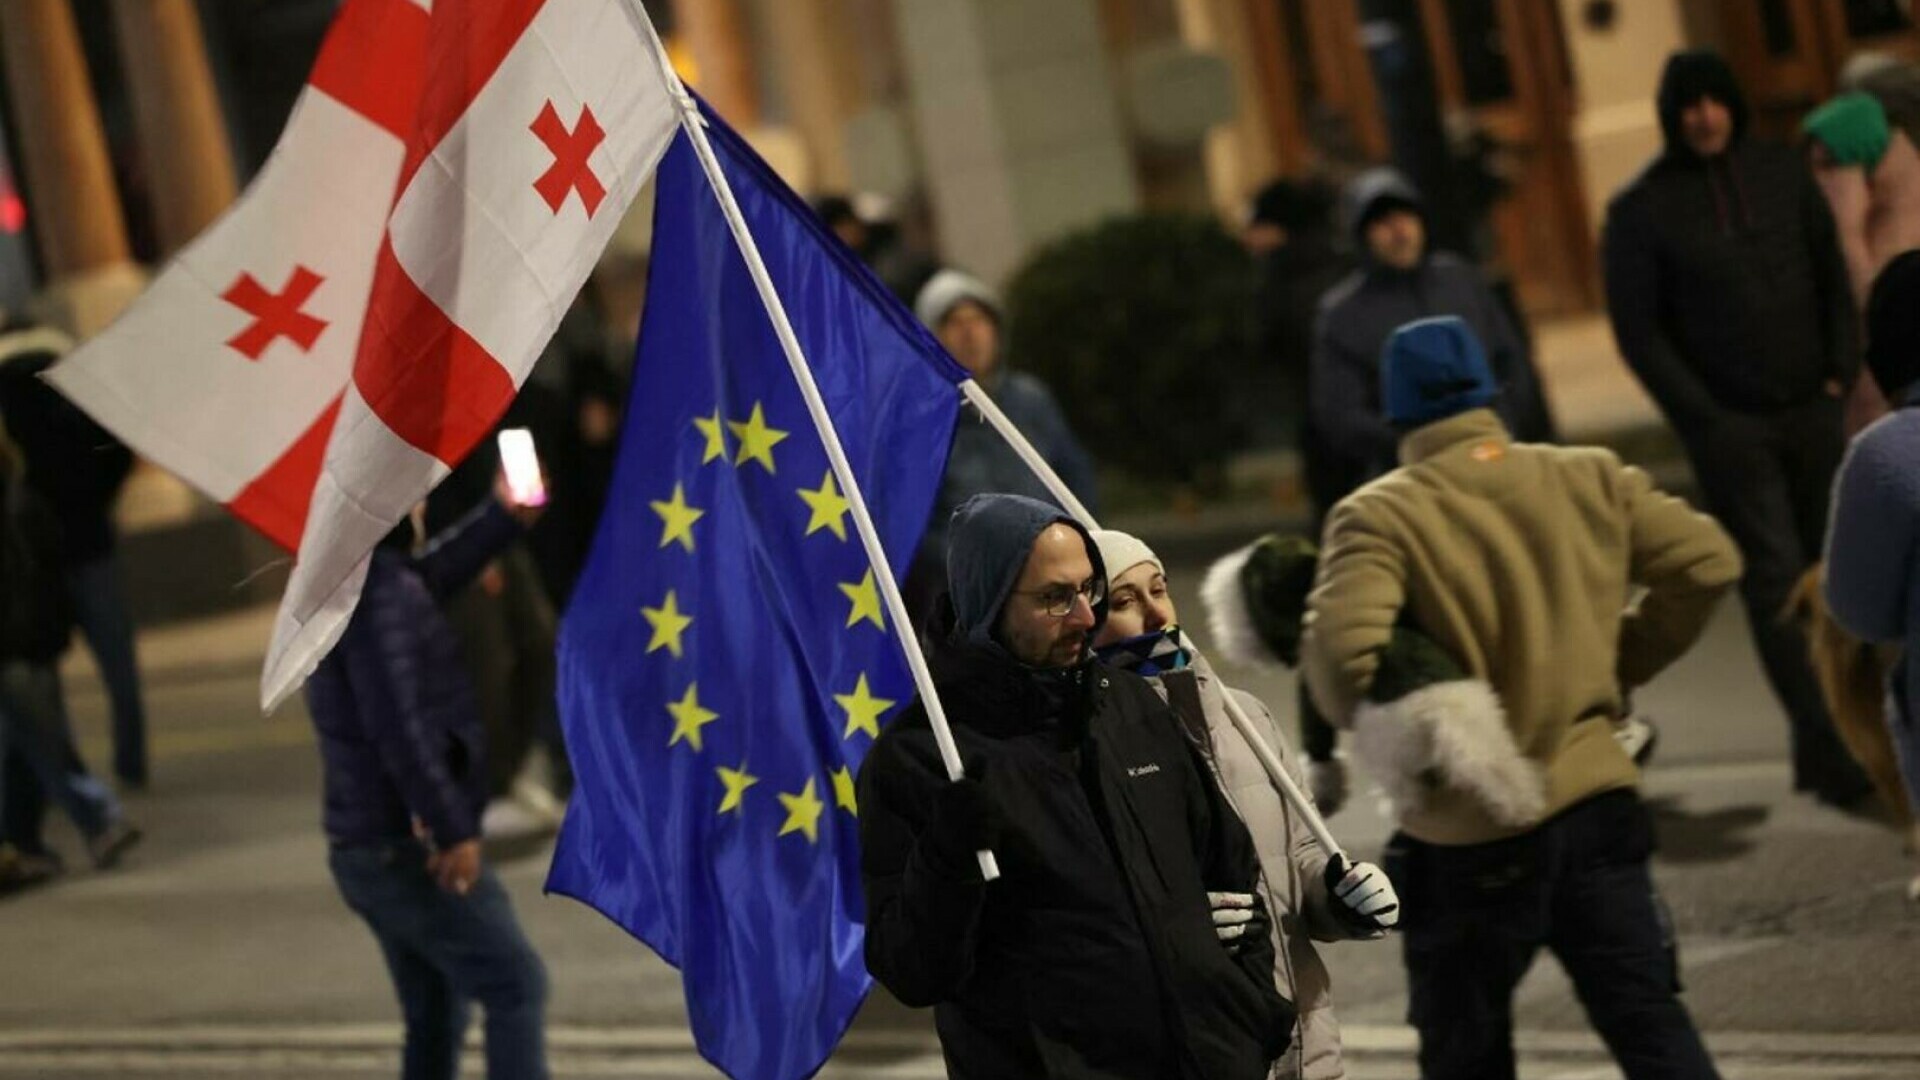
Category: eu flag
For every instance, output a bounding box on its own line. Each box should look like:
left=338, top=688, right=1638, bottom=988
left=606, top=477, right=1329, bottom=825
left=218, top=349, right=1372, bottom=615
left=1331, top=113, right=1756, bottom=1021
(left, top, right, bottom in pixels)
left=545, top=102, right=965, bottom=1080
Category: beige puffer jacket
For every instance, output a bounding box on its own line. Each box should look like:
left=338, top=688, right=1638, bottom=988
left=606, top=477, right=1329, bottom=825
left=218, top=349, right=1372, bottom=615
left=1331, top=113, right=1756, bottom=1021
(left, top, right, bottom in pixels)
left=1152, top=655, right=1354, bottom=1080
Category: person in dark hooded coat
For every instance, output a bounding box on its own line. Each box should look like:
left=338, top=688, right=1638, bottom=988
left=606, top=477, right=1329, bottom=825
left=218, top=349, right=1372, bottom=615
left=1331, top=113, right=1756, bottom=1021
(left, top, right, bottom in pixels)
left=1603, top=49, right=1870, bottom=806
left=858, top=493, right=1293, bottom=1080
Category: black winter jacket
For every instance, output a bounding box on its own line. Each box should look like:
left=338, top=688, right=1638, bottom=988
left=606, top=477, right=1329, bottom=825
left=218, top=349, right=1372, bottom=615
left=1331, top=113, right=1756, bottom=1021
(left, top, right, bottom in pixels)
left=1603, top=64, right=1856, bottom=424
left=303, top=502, right=520, bottom=847
left=858, top=630, right=1293, bottom=1079
left=0, top=471, right=71, bottom=664
left=0, top=330, right=133, bottom=564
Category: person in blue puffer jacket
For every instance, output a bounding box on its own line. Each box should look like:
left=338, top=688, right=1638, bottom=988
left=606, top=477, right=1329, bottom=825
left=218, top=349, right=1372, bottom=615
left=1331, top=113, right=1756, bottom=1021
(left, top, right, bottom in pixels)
left=1824, top=249, right=1920, bottom=901
left=303, top=482, right=549, bottom=1080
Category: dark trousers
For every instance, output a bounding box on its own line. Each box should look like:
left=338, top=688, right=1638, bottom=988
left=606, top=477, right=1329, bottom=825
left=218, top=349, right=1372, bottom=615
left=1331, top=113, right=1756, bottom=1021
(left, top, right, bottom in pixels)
left=1382, top=791, right=1719, bottom=1080
left=0, top=663, right=116, bottom=847
left=328, top=838, right=549, bottom=1080
left=1680, top=396, right=1868, bottom=797
left=444, top=546, right=564, bottom=799
left=66, top=556, right=147, bottom=785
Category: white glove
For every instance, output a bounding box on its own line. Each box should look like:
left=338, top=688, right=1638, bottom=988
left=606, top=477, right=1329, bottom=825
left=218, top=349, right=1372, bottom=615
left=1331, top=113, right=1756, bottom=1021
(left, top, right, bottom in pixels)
left=1307, top=757, right=1349, bottom=816
left=1324, top=857, right=1399, bottom=939
left=1207, top=891, right=1268, bottom=953
left=1613, top=714, right=1658, bottom=766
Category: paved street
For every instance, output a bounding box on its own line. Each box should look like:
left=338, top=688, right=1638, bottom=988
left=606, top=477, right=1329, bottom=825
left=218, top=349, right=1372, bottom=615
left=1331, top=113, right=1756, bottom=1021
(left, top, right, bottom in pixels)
left=4, top=563, right=1918, bottom=1078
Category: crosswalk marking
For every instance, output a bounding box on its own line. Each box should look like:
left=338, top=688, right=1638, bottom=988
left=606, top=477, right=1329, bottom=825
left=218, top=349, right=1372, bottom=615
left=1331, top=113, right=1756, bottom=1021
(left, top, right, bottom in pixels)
left=5, top=1024, right=1917, bottom=1079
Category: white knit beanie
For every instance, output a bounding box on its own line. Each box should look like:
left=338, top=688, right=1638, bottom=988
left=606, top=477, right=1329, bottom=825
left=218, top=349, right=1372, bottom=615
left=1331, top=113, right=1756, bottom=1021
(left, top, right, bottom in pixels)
left=914, top=268, right=1001, bottom=329
left=1090, top=529, right=1161, bottom=585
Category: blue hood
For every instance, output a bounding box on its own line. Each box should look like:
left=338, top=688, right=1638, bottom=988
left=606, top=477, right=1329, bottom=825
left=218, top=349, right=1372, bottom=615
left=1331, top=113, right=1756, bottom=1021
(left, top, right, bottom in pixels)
left=1381, top=316, right=1498, bottom=427
left=946, top=493, right=1105, bottom=649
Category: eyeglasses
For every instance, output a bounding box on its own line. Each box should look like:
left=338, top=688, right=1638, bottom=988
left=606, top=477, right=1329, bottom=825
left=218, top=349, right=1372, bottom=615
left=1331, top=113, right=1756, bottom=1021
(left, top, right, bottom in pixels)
left=1012, top=576, right=1107, bottom=618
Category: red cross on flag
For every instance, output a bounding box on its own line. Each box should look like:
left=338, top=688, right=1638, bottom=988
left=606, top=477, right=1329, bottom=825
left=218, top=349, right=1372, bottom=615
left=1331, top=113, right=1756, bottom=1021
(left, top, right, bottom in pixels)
left=47, top=0, right=682, bottom=709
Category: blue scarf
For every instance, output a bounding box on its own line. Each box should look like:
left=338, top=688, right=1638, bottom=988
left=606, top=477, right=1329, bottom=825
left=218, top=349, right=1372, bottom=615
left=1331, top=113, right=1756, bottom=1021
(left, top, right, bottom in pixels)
left=1095, top=626, right=1192, bottom=678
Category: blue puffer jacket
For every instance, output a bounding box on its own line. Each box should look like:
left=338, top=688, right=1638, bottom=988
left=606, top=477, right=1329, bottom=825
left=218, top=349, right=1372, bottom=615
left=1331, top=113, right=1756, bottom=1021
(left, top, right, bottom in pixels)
left=304, top=502, right=522, bottom=847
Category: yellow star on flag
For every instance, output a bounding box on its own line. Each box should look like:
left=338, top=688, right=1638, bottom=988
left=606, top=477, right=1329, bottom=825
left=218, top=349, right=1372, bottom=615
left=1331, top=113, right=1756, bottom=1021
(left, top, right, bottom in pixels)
left=831, top=766, right=858, bottom=817
left=650, top=483, right=705, bottom=552
left=839, top=569, right=885, bottom=631
left=777, top=778, right=825, bottom=843
left=797, top=470, right=852, bottom=541
left=693, top=410, right=729, bottom=464
left=728, top=402, right=789, bottom=473
left=834, top=673, right=895, bottom=741
left=641, top=590, right=693, bottom=658
left=715, top=763, right=758, bottom=814
left=666, top=683, right=720, bottom=752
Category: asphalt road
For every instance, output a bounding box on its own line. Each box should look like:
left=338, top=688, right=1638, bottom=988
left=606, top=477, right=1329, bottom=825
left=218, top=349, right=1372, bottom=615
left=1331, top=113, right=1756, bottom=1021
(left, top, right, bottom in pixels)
left=3, top=565, right=1917, bottom=1079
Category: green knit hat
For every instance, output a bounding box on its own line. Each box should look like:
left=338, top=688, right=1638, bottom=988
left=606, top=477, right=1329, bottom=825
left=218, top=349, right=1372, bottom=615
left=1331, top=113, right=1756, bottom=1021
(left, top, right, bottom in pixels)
left=1236, top=534, right=1321, bottom=666
left=1212, top=532, right=1469, bottom=696
left=1804, top=92, right=1892, bottom=168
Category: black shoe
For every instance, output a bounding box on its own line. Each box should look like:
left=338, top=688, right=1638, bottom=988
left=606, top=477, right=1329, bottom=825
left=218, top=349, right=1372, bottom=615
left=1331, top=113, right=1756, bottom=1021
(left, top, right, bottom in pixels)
left=0, top=847, right=64, bottom=896
left=87, top=821, right=143, bottom=869
left=1811, top=776, right=1878, bottom=814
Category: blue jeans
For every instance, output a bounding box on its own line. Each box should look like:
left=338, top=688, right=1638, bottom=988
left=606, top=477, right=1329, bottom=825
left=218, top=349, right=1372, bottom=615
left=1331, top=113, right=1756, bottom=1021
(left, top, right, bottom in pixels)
left=327, top=838, right=549, bottom=1080
left=1383, top=791, right=1719, bottom=1080
left=0, top=662, right=117, bottom=847
left=66, top=556, right=147, bottom=784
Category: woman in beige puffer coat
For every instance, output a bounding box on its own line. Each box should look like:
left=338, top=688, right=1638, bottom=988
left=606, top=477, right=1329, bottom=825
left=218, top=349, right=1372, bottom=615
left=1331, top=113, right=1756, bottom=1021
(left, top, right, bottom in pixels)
left=1091, top=530, right=1398, bottom=1080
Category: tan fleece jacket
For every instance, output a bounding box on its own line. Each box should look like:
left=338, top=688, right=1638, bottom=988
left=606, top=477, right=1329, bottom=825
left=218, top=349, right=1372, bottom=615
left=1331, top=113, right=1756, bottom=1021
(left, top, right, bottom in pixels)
left=1301, top=409, right=1741, bottom=845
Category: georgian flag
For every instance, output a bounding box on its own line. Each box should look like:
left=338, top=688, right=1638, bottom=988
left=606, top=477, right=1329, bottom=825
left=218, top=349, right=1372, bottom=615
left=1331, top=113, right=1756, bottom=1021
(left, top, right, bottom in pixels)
left=48, top=0, right=681, bottom=708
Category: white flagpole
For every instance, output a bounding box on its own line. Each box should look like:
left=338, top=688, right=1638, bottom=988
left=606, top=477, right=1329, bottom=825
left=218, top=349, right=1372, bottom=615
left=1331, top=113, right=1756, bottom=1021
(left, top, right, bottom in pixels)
left=957, top=349, right=1345, bottom=859
left=623, top=3, right=997, bottom=881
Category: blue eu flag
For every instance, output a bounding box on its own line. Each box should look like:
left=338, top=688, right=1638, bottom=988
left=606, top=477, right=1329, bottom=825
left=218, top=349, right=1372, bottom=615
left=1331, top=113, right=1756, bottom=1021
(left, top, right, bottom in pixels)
left=545, top=103, right=965, bottom=1080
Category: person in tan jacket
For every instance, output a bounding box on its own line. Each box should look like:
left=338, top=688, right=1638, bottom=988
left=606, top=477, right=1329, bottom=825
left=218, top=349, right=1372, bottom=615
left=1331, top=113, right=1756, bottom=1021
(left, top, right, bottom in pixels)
left=1090, top=529, right=1399, bottom=1080
left=1302, top=316, right=1740, bottom=1080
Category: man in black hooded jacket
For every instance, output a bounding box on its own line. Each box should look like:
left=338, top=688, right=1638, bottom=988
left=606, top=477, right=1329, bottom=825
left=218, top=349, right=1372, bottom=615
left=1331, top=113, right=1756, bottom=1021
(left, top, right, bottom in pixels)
left=858, top=493, right=1293, bottom=1080
left=1603, top=49, right=1870, bottom=805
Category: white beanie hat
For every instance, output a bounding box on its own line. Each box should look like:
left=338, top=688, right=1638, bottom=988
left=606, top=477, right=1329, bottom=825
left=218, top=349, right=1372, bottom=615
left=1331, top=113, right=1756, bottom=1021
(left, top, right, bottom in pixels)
left=1090, top=529, right=1161, bottom=585
left=914, top=268, right=1001, bottom=329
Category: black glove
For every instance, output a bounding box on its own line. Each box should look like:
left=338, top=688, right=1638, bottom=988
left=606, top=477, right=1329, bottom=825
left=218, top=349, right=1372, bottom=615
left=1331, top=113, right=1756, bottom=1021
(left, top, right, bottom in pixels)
left=1323, top=855, right=1400, bottom=939
left=922, top=756, right=1003, bottom=879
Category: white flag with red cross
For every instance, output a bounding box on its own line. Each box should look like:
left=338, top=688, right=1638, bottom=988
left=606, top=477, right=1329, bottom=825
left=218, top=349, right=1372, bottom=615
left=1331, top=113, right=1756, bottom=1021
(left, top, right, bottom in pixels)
left=47, top=0, right=682, bottom=709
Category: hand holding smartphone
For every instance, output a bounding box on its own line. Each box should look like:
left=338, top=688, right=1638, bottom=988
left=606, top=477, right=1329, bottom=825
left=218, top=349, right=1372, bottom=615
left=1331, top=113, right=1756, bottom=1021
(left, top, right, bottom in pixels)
left=497, top=428, right=548, bottom=509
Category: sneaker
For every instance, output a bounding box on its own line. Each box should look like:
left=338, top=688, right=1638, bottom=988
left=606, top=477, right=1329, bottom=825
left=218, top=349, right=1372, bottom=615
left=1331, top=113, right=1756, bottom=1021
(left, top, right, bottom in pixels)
left=0, top=846, right=64, bottom=895
left=511, top=776, right=566, bottom=827
left=87, top=820, right=143, bottom=869
left=481, top=798, right=555, bottom=841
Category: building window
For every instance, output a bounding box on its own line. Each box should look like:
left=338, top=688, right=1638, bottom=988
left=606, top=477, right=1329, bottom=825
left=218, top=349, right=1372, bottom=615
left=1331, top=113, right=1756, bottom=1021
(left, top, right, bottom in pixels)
left=1844, top=0, right=1912, bottom=38
left=1759, top=0, right=1799, bottom=56
left=1445, top=0, right=1515, bottom=105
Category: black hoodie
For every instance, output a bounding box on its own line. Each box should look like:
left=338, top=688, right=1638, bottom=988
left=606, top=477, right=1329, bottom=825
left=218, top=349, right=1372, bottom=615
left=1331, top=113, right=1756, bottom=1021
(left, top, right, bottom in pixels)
left=1603, top=50, right=1857, bottom=422
left=858, top=494, right=1293, bottom=1079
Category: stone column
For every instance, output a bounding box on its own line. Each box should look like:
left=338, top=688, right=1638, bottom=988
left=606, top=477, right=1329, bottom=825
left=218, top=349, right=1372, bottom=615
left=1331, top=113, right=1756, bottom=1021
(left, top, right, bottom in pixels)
left=111, top=0, right=239, bottom=255
left=1174, top=0, right=1280, bottom=220
left=760, top=0, right=866, bottom=194
left=671, top=0, right=761, bottom=127
left=893, top=0, right=1140, bottom=286
left=1557, top=0, right=1687, bottom=233
left=0, top=0, right=131, bottom=280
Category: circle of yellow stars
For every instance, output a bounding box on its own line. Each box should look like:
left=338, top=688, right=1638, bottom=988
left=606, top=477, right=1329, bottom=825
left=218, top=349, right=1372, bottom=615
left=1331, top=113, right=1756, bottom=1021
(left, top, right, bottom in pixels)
left=632, top=403, right=903, bottom=843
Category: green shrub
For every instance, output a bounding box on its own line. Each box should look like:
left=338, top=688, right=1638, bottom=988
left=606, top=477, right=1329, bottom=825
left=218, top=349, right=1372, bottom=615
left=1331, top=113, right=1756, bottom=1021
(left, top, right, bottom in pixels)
left=1003, top=214, right=1254, bottom=489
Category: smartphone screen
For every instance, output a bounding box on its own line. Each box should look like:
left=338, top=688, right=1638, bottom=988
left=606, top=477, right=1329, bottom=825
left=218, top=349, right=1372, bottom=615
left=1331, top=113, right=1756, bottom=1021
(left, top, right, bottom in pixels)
left=497, top=428, right=548, bottom=507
